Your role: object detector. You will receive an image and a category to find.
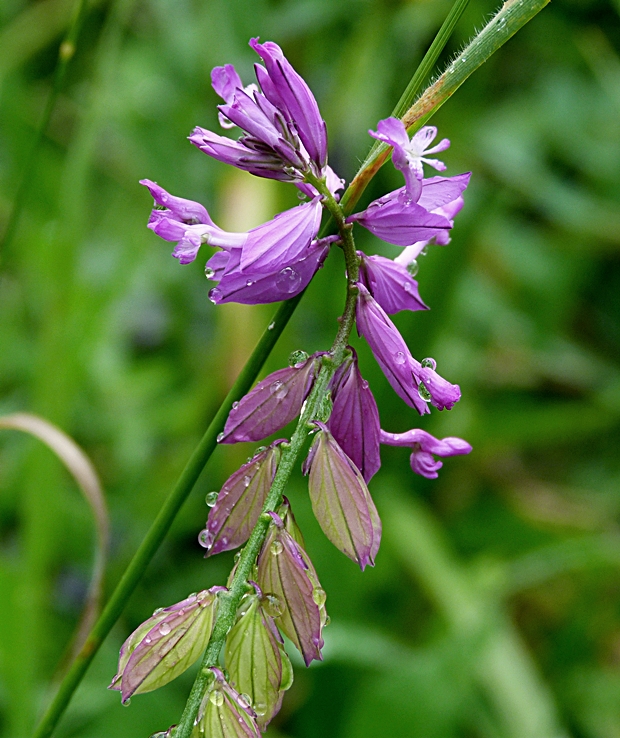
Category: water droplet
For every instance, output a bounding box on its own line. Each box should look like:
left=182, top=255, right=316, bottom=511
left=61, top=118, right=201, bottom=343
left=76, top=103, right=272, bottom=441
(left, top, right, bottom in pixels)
left=217, top=432, right=224, bottom=443
left=232, top=401, right=239, bottom=409
left=420, top=357, right=436, bottom=370
left=204, top=266, right=215, bottom=279
left=394, top=351, right=406, bottom=365
left=297, top=190, right=307, bottom=200
left=159, top=622, right=171, bottom=636
left=418, top=381, right=432, bottom=402
left=407, top=260, right=419, bottom=277
left=208, top=287, right=222, bottom=304
left=361, top=379, right=369, bottom=389
left=197, top=590, right=214, bottom=607
left=245, top=279, right=254, bottom=287
left=324, top=615, right=331, bottom=626
left=276, top=266, right=302, bottom=294
left=205, top=491, right=219, bottom=507
left=312, top=587, right=327, bottom=607
left=419, top=246, right=428, bottom=257
left=238, top=693, right=252, bottom=709
left=288, top=349, right=309, bottom=367
left=268, top=321, right=276, bottom=331
left=271, top=540, right=284, bottom=556
left=243, top=475, right=251, bottom=488
left=255, top=445, right=267, bottom=455
left=123, top=697, right=131, bottom=706
left=270, top=380, right=289, bottom=400
left=144, top=635, right=152, bottom=644
left=263, top=593, right=284, bottom=617
left=209, top=690, right=224, bottom=707
left=198, top=529, right=212, bottom=548
left=234, top=550, right=242, bottom=562
left=254, top=702, right=267, bottom=717
left=152, top=607, right=163, bottom=616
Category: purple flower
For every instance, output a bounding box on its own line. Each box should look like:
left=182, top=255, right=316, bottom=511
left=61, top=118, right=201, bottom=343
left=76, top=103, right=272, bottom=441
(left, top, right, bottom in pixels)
left=257, top=509, right=327, bottom=665
left=355, top=284, right=461, bottom=414
left=190, top=39, right=330, bottom=182
left=199, top=442, right=283, bottom=556
left=195, top=667, right=261, bottom=738
left=369, top=117, right=450, bottom=200
left=109, top=588, right=224, bottom=703
left=380, top=428, right=472, bottom=479
left=220, top=354, right=321, bottom=443
left=327, top=348, right=381, bottom=482
left=225, top=583, right=293, bottom=729
left=358, top=252, right=428, bottom=314
left=140, top=180, right=246, bottom=264
left=355, top=283, right=429, bottom=415
left=303, top=423, right=381, bottom=570
left=250, top=38, right=328, bottom=171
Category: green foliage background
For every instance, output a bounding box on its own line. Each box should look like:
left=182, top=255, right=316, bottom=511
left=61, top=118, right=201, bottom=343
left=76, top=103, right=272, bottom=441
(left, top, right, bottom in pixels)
left=1, top=0, right=620, bottom=736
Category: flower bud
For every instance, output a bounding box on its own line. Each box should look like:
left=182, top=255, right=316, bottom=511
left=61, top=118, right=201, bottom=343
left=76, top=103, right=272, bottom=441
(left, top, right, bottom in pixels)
left=304, top=423, right=381, bottom=570
left=225, top=585, right=293, bottom=729
left=193, top=667, right=260, bottom=738
left=220, top=355, right=320, bottom=443
left=200, top=441, right=282, bottom=556
left=109, top=587, right=224, bottom=704
left=257, top=511, right=327, bottom=666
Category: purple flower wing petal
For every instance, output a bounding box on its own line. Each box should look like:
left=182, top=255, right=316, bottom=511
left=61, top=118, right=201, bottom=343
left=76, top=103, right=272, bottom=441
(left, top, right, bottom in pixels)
left=359, top=253, right=428, bottom=314
left=355, top=284, right=429, bottom=415
left=221, top=357, right=320, bottom=442
left=417, top=173, right=471, bottom=211
left=140, top=179, right=212, bottom=225
left=211, top=64, right=244, bottom=102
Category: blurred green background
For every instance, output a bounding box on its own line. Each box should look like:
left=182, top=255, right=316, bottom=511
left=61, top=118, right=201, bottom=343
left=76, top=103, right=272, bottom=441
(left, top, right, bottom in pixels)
left=2, top=0, right=620, bottom=736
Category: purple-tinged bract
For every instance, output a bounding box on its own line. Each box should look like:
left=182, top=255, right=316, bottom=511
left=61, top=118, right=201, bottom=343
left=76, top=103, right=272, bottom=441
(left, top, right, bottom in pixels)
left=194, top=667, right=261, bottom=738
left=221, top=355, right=321, bottom=443
left=257, top=509, right=327, bottom=666
left=304, top=424, right=381, bottom=570
left=380, top=428, right=472, bottom=479
left=225, top=585, right=293, bottom=729
left=358, top=252, right=428, bottom=314
left=327, top=348, right=381, bottom=482
left=200, top=442, right=282, bottom=556
left=109, top=588, right=224, bottom=704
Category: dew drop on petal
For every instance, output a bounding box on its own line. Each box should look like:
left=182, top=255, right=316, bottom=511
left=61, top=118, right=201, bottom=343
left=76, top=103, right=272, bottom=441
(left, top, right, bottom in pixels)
left=198, top=529, right=212, bottom=548
left=263, top=593, right=284, bottom=617
left=312, top=587, right=327, bottom=607
left=288, top=349, right=309, bottom=367
left=243, top=475, right=251, bottom=488
left=208, top=287, right=222, bottom=304
left=232, top=401, right=239, bottom=409
left=123, top=698, right=131, bottom=706
left=204, top=266, right=215, bottom=279
left=276, top=266, right=302, bottom=294
left=324, top=614, right=331, bottom=626
left=271, top=540, right=284, bottom=556
left=216, top=432, right=224, bottom=443
left=407, top=260, right=419, bottom=277
left=159, top=622, right=171, bottom=636
left=205, top=491, right=219, bottom=507
left=418, top=381, right=432, bottom=402
left=255, top=445, right=267, bottom=455
left=209, top=690, right=224, bottom=707
left=254, top=703, right=267, bottom=717
left=238, top=693, right=252, bottom=709
left=245, top=279, right=254, bottom=287
left=152, top=607, right=164, bottom=616
left=394, top=351, right=406, bottom=365
left=421, top=357, right=437, bottom=370
left=144, top=635, right=152, bottom=644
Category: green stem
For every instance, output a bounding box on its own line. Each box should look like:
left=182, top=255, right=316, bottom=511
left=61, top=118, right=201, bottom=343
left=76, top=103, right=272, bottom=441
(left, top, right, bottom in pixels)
left=173, top=179, right=361, bottom=738
left=0, top=0, right=88, bottom=259
left=32, top=295, right=301, bottom=738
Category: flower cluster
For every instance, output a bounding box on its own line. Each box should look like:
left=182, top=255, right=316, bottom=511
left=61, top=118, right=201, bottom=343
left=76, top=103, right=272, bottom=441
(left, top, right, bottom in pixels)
left=116, top=38, right=473, bottom=736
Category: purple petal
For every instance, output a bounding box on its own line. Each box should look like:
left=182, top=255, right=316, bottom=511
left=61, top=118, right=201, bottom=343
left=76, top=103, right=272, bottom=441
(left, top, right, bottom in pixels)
left=241, top=198, right=322, bottom=272
left=221, top=356, right=320, bottom=443
left=347, top=190, right=451, bottom=247
left=368, top=116, right=410, bottom=150
left=359, top=253, right=428, bottom=314
left=202, top=443, right=282, bottom=556
left=250, top=38, right=328, bottom=169
left=327, top=349, right=381, bottom=482
left=198, top=668, right=261, bottom=737
left=355, top=284, right=429, bottom=415
left=412, top=358, right=462, bottom=411
left=305, top=424, right=381, bottom=570
left=211, top=64, right=244, bottom=102
left=140, top=179, right=212, bottom=225
left=209, top=239, right=329, bottom=305
left=380, top=428, right=472, bottom=479
left=417, top=173, right=471, bottom=211
left=295, top=165, right=345, bottom=200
